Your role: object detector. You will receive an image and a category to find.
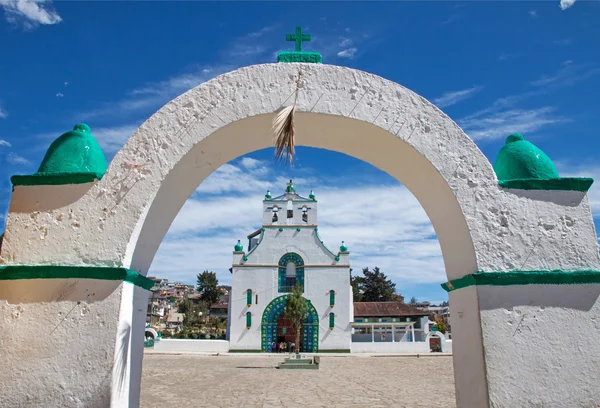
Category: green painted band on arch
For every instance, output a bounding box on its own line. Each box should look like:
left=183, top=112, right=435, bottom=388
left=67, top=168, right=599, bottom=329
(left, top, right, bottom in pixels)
left=441, top=270, right=600, bottom=292
left=11, top=172, right=104, bottom=187
left=0, top=265, right=154, bottom=290
left=498, top=177, right=593, bottom=192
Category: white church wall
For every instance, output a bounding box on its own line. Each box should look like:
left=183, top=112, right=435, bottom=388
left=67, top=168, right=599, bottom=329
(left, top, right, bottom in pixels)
left=352, top=342, right=430, bottom=353
left=151, top=339, right=229, bottom=353
left=305, top=267, right=352, bottom=351
left=229, top=266, right=277, bottom=351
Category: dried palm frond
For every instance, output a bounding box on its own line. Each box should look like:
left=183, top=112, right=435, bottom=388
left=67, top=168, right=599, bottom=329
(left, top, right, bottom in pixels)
left=273, top=70, right=302, bottom=165
left=272, top=105, right=296, bottom=165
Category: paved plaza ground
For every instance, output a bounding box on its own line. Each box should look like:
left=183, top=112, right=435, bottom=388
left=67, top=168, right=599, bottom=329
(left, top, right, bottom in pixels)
left=141, top=354, right=456, bottom=407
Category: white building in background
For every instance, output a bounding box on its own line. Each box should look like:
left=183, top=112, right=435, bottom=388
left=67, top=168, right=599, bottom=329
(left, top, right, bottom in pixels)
left=227, top=180, right=353, bottom=352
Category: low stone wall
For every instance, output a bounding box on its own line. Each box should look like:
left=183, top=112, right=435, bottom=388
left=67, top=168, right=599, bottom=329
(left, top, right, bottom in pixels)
left=351, top=342, right=430, bottom=354
left=151, top=339, right=230, bottom=353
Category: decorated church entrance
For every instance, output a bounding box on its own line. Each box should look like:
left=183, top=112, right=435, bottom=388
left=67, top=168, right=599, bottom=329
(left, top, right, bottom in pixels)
left=261, top=295, right=319, bottom=353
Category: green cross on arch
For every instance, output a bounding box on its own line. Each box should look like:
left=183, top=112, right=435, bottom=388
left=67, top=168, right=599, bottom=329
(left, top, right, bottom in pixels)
left=286, top=26, right=311, bottom=52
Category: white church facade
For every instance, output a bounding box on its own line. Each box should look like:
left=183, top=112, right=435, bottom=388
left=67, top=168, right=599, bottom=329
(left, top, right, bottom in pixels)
left=227, top=181, right=353, bottom=352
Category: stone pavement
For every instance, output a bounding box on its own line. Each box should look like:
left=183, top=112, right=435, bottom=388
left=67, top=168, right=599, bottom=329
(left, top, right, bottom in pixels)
left=141, top=354, right=456, bottom=407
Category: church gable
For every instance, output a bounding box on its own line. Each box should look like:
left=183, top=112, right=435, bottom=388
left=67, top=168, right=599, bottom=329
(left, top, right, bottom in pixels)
left=232, top=181, right=349, bottom=267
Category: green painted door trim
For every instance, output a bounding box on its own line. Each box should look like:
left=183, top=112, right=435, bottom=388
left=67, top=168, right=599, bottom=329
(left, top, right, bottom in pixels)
left=441, top=270, right=600, bottom=292
left=0, top=265, right=154, bottom=290
left=498, top=177, right=593, bottom=192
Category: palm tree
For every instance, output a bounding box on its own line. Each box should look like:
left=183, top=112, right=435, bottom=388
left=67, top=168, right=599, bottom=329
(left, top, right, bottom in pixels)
left=285, top=283, right=307, bottom=354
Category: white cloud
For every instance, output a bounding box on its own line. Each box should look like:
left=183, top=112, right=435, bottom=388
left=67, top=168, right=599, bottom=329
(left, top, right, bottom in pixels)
left=432, top=86, right=483, bottom=108
left=92, top=124, right=140, bottom=154
left=56, top=92, right=64, bottom=98
left=239, top=157, right=262, bottom=170
left=0, top=140, right=11, bottom=147
left=337, top=48, right=357, bottom=59
left=150, top=159, right=445, bottom=288
left=79, top=68, right=228, bottom=121
left=560, top=0, right=576, bottom=10
left=64, top=81, right=69, bottom=86
left=0, top=0, right=61, bottom=28
left=529, top=9, right=538, bottom=17
left=339, top=37, right=353, bottom=47
left=0, top=108, right=7, bottom=119
left=77, top=26, right=279, bottom=121
left=530, top=61, right=599, bottom=87
left=195, top=162, right=272, bottom=195
left=555, top=162, right=600, bottom=215
left=459, top=107, right=566, bottom=141
left=459, top=62, right=598, bottom=141
left=7, top=152, right=30, bottom=165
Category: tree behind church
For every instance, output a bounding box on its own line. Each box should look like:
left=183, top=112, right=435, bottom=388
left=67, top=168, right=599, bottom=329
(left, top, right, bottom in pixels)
left=353, top=267, right=400, bottom=302
left=196, top=270, right=220, bottom=306
left=285, top=283, right=307, bottom=354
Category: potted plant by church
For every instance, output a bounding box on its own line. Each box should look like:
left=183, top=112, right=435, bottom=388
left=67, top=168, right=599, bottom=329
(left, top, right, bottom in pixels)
left=285, top=283, right=307, bottom=355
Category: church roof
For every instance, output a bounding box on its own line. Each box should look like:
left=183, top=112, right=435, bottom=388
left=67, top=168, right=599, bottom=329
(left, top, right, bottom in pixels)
left=354, top=302, right=430, bottom=317
left=270, top=191, right=312, bottom=201
left=265, top=179, right=314, bottom=201
left=247, top=228, right=262, bottom=239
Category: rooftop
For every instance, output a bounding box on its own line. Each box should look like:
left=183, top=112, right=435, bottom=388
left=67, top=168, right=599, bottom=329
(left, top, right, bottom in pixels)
left=353, top=302, right=430, bottom=317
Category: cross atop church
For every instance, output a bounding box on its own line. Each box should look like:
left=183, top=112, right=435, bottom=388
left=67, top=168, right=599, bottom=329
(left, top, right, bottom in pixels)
left=277, top=25, right=322, bottom=64
left=286, top=26, right=311, bottom=52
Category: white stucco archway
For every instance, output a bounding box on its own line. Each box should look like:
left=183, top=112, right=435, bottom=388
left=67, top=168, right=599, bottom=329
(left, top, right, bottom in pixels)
left=2, top=63, right=599, bottom=408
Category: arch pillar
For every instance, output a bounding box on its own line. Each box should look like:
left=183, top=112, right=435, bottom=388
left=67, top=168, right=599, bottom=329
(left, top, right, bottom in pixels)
left=0, top=63, right=598, bottom=408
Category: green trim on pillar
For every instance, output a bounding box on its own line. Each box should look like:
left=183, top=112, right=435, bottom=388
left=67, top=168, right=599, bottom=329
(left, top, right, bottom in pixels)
left=329, top=290, right=335, bottom=308
left=11, top=172, right=105, bottom=187
left=246, top=312, right=252, bottom=328
left=0, top=265, right=154, bottom=290
left=11, top=123, right=107, bottom=187
left=329, top=312, right=335, bottom=329
left=441, top=270, right=600, bottom=292
left=499, top=177, right=593, bottom=192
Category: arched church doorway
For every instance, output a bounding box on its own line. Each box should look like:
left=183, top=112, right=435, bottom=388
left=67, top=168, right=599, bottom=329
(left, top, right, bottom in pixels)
left=261, top=295, right=319, bottom=353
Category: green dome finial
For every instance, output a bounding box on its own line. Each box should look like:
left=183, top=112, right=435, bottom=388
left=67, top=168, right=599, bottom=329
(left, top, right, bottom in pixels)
left=340, top=241, right=348, bottom=252
left=234, top=240, right=244, bottom=252
left=37, top=123, right=108, bottom=178
left=11, top=123, right=109, bottom=187
left=309, top=190, right=315, bottom=200
left=286, top=179, right=295, bottom=193
left=265, top=190, right=272, bottom=199
left=493, top=133, right=559, bottom=182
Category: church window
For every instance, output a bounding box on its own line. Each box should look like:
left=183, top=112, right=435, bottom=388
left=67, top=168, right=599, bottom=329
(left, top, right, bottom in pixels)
left=329, top=313, right=335, bottom=329
left=246, top=312, right=252, bottom=328
left=278, top=253, right=304, bottom=293
left=329, top=290, right=335, bottom=308
left=272, top=207, right=279, bottom=223
left=246, top=289, right=252, bottom=307
left=302, top=207, right=308, bottom=223
left=255, top=294, right=258, bottom=304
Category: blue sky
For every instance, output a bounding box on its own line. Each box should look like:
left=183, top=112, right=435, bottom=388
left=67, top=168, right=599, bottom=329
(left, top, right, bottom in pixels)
left=1, top=0, right=599, bottom=303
